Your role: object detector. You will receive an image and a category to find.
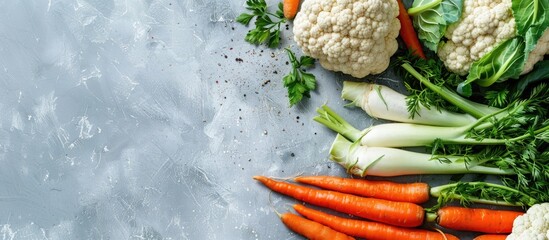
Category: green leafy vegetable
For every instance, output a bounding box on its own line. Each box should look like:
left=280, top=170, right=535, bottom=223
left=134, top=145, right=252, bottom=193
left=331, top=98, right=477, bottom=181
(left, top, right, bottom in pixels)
left=283, top=48, right=317, bottom=106
left=512, top=0, right=549, bottom=54
left=236, top=0, right=286, bottom=48
left=408, top=0, right=463, bottom=52
left=458, top=37, right=527, bottom=96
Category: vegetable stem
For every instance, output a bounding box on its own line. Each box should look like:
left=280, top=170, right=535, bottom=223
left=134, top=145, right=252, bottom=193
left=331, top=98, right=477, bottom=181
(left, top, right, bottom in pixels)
left=313, top=105, right=364, bottom=142
left=315, top=105, right=520, bottom=147
left=402, top=63, right=497, bottom=118
left=329, top=134, right=515, bottom=177
left=341, top=81, right=478, bottom=126
left=407, top=0, right=442, bottom=15
left=425, top=212, right=438, bottom=223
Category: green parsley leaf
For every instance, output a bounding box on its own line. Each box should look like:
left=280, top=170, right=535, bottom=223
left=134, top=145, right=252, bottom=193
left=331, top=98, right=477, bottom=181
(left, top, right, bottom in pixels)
left=236, top=0, right=285, bottom=48
left=299, top=56, right=315, bottom=67
left=236, top=13, right=254, bottom=25
left=283, top=48, right=317, bottom=107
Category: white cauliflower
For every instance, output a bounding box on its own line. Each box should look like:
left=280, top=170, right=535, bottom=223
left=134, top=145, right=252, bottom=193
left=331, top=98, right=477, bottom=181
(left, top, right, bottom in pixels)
left=507, top=203, right=549, bottom=240
left=437, top=0, right=549, bottom=76
left=292, top=0, right=401, bottom=78
left=437, top=0, right=515, bottom=75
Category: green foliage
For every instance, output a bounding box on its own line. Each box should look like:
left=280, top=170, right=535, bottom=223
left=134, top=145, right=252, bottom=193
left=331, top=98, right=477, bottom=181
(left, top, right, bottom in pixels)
left=402, top=60, right=549, bottom=202
left=514, top=60, right=549, bottom=97
left=283, top=48, right=317, bottom=106
left=394, top=52, right=464, bottom=118
left=236, top=0, right=286, bottom=48
left=513, top=0, right=549, bottom=54
left=408, top=0, right=463, bottom=52
left=459, top=37, right=527, bottom=96
left=428, top=182, right=539, bottom=211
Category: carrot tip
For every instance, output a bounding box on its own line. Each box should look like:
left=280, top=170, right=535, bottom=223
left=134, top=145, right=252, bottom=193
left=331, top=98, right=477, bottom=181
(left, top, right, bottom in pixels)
left=253, top=175, right=269, bottom=184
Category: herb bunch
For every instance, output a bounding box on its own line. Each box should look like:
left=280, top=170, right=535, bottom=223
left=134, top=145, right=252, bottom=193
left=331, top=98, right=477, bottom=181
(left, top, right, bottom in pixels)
left=236, top=0, right=286, bottom=48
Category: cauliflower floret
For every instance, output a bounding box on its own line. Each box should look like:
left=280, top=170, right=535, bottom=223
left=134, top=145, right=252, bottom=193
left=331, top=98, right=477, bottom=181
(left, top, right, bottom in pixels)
left=438, top=0, right=515, bottom=75
left=438, top=0, right=549, bottom=76
left=507, top=203, right=549, bottom=240
left=292, top=0, right=400, bottom=78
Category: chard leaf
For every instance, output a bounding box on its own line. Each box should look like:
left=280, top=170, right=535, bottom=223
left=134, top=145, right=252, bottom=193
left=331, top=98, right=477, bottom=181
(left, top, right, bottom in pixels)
left=410, top=0, right=463, bottom=52
left=459, top=37, right=526, bottom=96
left=512, top=0, right=549, bottom=53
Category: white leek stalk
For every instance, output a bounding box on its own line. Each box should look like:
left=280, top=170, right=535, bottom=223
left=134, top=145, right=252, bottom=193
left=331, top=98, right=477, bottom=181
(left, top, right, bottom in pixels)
left=341, top=81, right=495, bottom=126
left=329, top=134, right=514, bottom=177
left=315, top=105, right=505, bottom=147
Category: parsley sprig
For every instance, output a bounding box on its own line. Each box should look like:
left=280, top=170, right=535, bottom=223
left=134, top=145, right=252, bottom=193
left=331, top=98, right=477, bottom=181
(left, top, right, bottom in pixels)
left=236, top=0, right=286, bottom=48
left=283, top=48, right=316, bottom=106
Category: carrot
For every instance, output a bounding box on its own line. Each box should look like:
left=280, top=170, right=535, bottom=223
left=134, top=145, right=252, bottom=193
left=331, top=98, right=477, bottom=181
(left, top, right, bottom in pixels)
left=283, top=0, right=300, bottom=20
left=279, top=212, right=355, bottom=240
left=293, top=204, right=459, bottom=240
left=294, top=175, right=430, bottom=204
left=396, top=0, right=426, bottom=59
left=431, top=206, right=523, bottom=234
left=473, top=234, right=508, bottom=240
left=253, top=175, right=425, bottom=227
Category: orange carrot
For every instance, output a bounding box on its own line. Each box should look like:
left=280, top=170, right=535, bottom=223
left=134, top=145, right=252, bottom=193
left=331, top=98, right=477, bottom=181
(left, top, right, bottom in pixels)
left=473, top=235, right=508, bottom=240
left=283, top=0, right=300, bottom=20
left=280, top=212, right=355, bottom=240
left=396, top=0, right=426, bottom=59
left=432, top=206, right=523, bottom=234
left=295, top=175, right=430, bottom=204
left=293, top=204, right=459, bottom=240
left=253, top=175, right=425, bottom=227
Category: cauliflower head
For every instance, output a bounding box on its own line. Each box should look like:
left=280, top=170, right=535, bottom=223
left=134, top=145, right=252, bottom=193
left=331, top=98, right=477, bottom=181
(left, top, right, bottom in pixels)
left=292, top=0, right=400, bottom=78
left=507, top=203, right=549, bottom=240
left=437, top=0, right=515, bottom=75
left=438, top=0, right=549, bottom=76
